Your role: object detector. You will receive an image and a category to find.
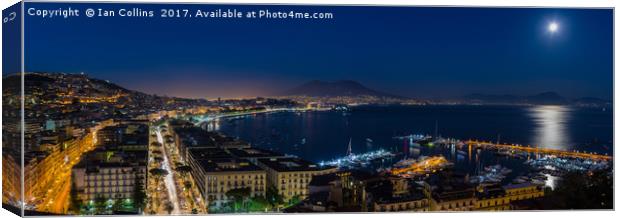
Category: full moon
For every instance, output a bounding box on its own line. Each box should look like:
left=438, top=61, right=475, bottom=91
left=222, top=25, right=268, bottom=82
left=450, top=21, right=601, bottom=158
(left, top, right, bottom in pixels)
left=548, top=22, right=559, bottom=33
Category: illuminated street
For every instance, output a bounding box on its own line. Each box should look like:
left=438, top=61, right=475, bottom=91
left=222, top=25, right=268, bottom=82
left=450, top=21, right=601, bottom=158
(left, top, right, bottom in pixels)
left=159, top=125, right=207, bottom=214
left=156, top=127, right=180, bottom=214
left=155, top=126, right=181, bottom=214
left=33, top=133, right=96, bottom=214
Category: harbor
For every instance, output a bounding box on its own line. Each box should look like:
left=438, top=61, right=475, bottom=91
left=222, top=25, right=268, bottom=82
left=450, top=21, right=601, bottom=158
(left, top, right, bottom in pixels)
left=310, top=131, right=612, bottom=190
left=318, top=149, right=396, bottom=169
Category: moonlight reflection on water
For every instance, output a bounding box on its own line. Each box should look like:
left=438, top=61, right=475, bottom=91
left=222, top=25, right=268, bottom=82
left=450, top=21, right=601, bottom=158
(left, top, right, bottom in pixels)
left=529, top=105, right=572, bottom=151
left=213, top=105, right=611, bottom=162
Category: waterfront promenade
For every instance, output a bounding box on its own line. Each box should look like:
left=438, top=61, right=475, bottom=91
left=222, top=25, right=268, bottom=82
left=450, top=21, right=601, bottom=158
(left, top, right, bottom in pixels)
left=465, top=140, right=612, bottom=161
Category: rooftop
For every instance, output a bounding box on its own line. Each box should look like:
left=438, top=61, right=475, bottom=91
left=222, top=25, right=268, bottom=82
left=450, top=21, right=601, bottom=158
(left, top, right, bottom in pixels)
left=198, top=158, right=263, bottom=173
left=98, top=123, right=149, bottom=146
left=309, top=173, right=338, bottom=186
left=257, top=157, right=330, bottom=172
left=189, top=148, right=232, bottom=160
left=503, top=182, right=539, bottom=190
left=426, top=173, right=475, bottom=202
left=174, top=127, right=216, bottom=148
left=375, top=192, right=427, bottom=204
left=227, top=147, right=284, bottom=159
left=476, top=184, right=506, bottom=199
left=74, top=149, right=148, bottom=174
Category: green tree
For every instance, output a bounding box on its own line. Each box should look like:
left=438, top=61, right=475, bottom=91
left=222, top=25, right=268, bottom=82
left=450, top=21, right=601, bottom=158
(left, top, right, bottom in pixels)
left=226, top=187, right=251, bottom=212
left=288, top=195, right=301, bottom=207
left=93, top=195, right=107, bottom=214
left=248, top=196, right=271, bottom=212
left=112, top=199, right=123, bottom=212
left=266, top=186, right=283, bottom=208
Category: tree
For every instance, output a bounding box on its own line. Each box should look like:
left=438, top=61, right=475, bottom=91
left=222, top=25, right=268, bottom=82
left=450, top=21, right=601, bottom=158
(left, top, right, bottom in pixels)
left=176, top=165, right=192, bottom=176
left=543, top=170, right=612, bottom=209
left=133, top=175, right=147, bottom=212
left=164, top=135, right=174, bottom=143
left=149, top=168, right=169, bottom=206
left=248, top=196, right=271, bottom=212
left=165, top=202, right=174, bottom=214
left=226, top=187, right=251, bottom=212
left=153, top=156, right=164, bottom=164
left=184, top=181, right=192, bottom=190
left=112, top=199, right=123, bottom=212
left=150, top=168, right=168, bottom=176
left=266, top=186, right=283, bottom=208
left=288, top=195, right=301, bottom=206
left=149, top=168, right=169, bottom=188
left=174, top=161, right=184, bottom=168
left=93, top=195, right=107, bottom=214
left=69, top=179, right=82, bottom=214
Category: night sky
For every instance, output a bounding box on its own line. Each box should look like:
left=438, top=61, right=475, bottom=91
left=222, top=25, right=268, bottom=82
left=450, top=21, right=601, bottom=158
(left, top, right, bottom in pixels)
left=23, top=3, right=613, bottom=99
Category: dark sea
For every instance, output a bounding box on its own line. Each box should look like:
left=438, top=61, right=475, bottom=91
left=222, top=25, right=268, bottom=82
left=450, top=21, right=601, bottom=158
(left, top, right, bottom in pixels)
left=216, top=105, right=613, bottom=163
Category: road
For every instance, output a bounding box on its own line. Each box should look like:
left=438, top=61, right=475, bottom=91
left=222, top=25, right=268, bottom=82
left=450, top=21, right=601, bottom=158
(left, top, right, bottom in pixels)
left=155, top=127, right=181, bottom=214
left=162, top=129, right=207, bottom=214
left=50, top=178, right=71, bottom=213
left=193, top=107, right=329, bottom=125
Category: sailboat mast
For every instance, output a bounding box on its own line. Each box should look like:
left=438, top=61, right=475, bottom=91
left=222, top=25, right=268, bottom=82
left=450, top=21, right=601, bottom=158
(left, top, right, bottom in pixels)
left=347, top=138, right=352, bottom=156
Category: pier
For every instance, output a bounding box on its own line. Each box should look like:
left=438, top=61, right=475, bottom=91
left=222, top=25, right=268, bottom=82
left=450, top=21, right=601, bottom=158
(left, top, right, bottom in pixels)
left=465, top=140, right=612, bottom=161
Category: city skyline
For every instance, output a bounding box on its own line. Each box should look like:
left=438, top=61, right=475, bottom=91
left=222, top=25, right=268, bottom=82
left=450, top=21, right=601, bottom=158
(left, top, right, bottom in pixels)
left=3, top=3, right=614, bottom=215
left=22, top=4, right=613, bottom=99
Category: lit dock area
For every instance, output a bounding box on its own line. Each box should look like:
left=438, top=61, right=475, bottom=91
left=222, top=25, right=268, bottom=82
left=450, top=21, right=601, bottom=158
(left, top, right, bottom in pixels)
left=465, top=140, right=612, bottom=161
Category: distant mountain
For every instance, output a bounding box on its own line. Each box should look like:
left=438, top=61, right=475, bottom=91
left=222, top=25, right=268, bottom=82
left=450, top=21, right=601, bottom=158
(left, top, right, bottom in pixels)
left=282, top=80, right=406, bottom=99
left=525, top=92, right=568, bottom=105
left=462, top=92, right=609, bottom=106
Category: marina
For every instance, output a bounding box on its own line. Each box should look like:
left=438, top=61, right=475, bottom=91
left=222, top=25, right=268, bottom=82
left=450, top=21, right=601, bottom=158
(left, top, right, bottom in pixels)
left=469, top=164, right=512, bottom=184
left=526, top=156, right=610, bottom=175
left=465, top=140, right=612, bottom=161
left=318, top=149, right=396, bottom=169
left=217, top=105, right=612, bottom=194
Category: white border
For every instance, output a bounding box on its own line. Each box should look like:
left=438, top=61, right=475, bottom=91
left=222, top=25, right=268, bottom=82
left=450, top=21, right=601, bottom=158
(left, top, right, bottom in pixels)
left=1, top=1, right=618, bottom=218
